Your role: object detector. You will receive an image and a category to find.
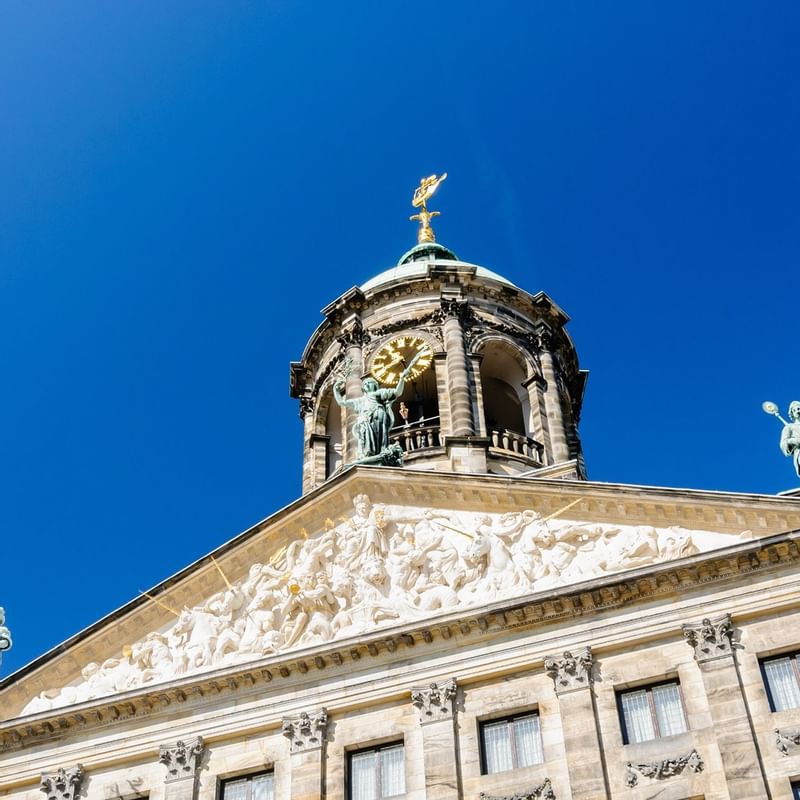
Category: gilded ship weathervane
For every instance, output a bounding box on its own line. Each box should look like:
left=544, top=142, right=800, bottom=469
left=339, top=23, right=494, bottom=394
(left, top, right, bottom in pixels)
left=410, top=172, right=447, bottom=244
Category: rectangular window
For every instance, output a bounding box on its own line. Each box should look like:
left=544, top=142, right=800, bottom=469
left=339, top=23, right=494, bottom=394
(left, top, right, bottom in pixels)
left=618, top=681, right=688, bottom=744
left=348, top=743, right=405, bottom=800
left=480, top=713, right=544, bottom=774
left=761, top=653, right=800, bottom=712
left=221, top=773, right=274, bottom=800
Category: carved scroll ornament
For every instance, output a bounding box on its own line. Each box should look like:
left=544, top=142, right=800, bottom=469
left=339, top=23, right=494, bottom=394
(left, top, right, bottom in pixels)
left=479, top=778, right=555, bottom=800
left=776, top=727, right=800, bottom=756
left=40, top=766, right=84, bottom=800
left=625, top=748, right=704, bottom=787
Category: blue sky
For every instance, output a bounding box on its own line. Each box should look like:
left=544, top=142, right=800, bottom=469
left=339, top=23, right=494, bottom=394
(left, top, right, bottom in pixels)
left=2, top=2, right=799, bottom=675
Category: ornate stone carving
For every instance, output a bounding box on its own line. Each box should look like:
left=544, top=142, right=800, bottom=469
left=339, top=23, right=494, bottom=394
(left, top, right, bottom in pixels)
left=21, top=502, right=758, bottom=715
left=479, top=778, right=555, bottom=800
left=337, top=318, right=370, bottom=349
left=40, top=766, right=84, bottom=800
left=544, top=647, right=592, bottom=693
left=437, top=297, right=472, bottom=324
left=298, top=395, right=315, bottom=419
left=281, top=709, right=328, bottom=753
left=775, top=727, right=800, bottom=756
left=682, top=614, right=734, bottom=662
left=411, top=678, right=457, bottom=723
left=158, top=738, right=204, bottom=781
left=624, top=748, right=704, bottom=787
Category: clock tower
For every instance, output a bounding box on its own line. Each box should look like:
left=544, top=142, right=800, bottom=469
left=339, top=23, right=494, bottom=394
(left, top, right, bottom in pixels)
left=290, top=232, right=588, bottom=495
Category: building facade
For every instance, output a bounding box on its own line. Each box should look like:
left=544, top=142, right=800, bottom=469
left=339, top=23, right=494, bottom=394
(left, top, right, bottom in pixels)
left=3, top=236, right=800, bottom=800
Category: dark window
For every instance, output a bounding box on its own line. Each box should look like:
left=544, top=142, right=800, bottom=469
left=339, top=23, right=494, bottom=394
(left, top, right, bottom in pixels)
left=761, top=652, right=800, bottom=711
left=220, top=773, right=274, bottom=800
left=617, top=681, right=688, bottom=744
left=480, top=713, right=543, bottom=774
left=792, top=780, right=800, bottom=800
left=348, top=742, right=405, bottom=799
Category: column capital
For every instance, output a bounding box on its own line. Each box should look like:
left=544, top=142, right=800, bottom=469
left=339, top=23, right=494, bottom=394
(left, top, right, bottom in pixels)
left=159, top=738, right=204, bottom=782
left=299, top=394, right=315, bottom=419
left=40, top=767, right=84, bottom=800
left=411, top=678, right=457, bottom=724
left=337, top=315, right=369, bottom=348
left=682, top=614, right=735, bottom=662
left=544, top=647, right=593, bottom=694
left=282, top=709, right=328, bottom=754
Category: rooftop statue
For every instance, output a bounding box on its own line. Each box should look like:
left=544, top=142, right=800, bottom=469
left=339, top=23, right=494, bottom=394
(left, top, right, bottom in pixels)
left=409, top=172, right=447, bottom=244
left=0, top=607, right=11, bottom=666
left=333, top=350, right=423, bottom=466
left=762, top=400, right=800, bottom=478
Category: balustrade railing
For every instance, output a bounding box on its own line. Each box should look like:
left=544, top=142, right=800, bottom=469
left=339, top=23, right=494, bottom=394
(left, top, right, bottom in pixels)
left=390, top=422, right=442, bottom=454
left=489, top=428, right=543, bottom=463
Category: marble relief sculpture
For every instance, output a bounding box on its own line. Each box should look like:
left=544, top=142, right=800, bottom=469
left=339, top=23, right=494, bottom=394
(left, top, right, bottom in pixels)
left=22, top=499, right=756, bottom=714
left=0, top=608, right=11, bottom=665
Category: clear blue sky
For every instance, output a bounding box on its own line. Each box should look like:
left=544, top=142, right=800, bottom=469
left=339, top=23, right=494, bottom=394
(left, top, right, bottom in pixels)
left=2, top=2, right=799, bottom=676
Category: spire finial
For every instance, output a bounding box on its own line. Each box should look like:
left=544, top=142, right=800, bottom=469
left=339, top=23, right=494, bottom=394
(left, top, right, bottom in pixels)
left=409, top=172, right=447, bottom=243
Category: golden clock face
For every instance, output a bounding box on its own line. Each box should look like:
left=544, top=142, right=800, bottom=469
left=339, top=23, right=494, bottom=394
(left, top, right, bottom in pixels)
left=370, top=335, right=433, bottom=386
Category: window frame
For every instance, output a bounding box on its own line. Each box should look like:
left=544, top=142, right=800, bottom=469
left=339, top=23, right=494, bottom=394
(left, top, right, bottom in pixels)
left=616, top=679, right=689, bottom=745
left=219, top=771, right=275, bottom=800
left=760, top=651, right=800, bottom=712
left=478, top=711, right=544, bottom=775
left=346, top=740, right=406, bottom=800
left=792, top=780, right=800, bottom=800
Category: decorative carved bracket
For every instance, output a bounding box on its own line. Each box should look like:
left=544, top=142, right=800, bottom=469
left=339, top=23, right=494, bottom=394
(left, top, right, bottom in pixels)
left=158, top=737, right=204, bottom=781
left=682, top=614, right=734, bottom=662
left=411, top=678, right=457, bottom=724
left=479, top=778, right=555, bottom=800
left=544, top=647, right=592, bottom=694
left=776, top=727, right=800, bottom=756
left=625, top=748, right=704, bottom=787
left=282, top=709, right=328, bottom=753
left=40, top=766, right=84, bottom=800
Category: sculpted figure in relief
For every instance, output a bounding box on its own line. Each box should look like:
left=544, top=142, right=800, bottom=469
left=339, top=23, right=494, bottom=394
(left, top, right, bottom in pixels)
left=22, top=498, right=759, bottom=714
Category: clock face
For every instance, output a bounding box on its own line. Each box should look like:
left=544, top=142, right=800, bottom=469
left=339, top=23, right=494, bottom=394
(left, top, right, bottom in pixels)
left=370, top=335, right=433, bottom=386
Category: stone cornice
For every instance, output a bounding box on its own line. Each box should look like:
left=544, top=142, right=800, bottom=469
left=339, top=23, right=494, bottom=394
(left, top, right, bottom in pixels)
left=2, top=530, right=800, bottom=754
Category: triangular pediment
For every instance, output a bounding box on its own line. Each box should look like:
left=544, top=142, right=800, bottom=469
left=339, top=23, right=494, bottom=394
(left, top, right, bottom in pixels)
left=4, top=467, right=800, bottom=721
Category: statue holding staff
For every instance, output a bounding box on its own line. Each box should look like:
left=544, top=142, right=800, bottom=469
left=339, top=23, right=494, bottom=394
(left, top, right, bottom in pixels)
left=334, top=351, right=423, bottom=464
left=763, top=400, right=800, bottom=477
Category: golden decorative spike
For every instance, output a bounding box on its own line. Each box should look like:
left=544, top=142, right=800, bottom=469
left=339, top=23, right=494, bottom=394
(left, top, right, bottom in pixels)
left=410, top=172, right=447, bottom=244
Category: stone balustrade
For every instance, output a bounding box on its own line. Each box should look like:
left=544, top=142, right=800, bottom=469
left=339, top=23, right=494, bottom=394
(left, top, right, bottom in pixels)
left=489, top=428, right=543, bottom=463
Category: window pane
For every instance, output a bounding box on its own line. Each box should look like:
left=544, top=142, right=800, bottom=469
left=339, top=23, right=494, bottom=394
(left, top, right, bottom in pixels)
left=251, top=775, right=274, bottom=800
left=380, top=746, right=405, bottom=797
left=765, top=658, right=800, bottom=711
left=651, top=683, right=687, bottom=737
left=350, top=751, right=378, bottom=800
left=482, top=720, right=514, bottom=774
left=222, top=780, right=249, bottom=800
left=620, top=689, right=656, bottom=744
left=513, top=715, right=543, bottom=767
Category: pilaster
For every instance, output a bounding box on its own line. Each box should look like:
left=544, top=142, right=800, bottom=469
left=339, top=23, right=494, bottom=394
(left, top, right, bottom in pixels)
left=159, top=738, right=205, bottom=800
left=523, top=373, right=552, bottom=464
left=535, top=326, right=569, bottom=463
left=282, top=709, right=328, bottom=800
left=682, top=614, right=770, bottom=799
left=440, top=297, right=474, bottom=437
left=544, top=647, right=608, bottom=799
left=339, top=314, right=365, bottom=465
left=411, top=678, right=460, bottom=800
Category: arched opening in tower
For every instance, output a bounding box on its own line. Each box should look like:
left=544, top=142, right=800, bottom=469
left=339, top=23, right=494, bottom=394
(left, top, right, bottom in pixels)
left=479, top=343, right=531, bottom=440
left=390, top=364, right=440, bottom=452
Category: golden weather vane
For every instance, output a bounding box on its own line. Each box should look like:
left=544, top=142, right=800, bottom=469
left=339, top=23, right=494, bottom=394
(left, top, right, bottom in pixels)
left=410, top=172, right=447, bottom=244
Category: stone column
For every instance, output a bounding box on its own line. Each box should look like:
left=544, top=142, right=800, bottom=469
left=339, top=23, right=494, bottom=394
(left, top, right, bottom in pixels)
left=299, top=395, right=318, bottom=493
left=440, top=299, right=474, bottom=437
left=159, top=738, right=205, bottom=800
left=535, top=327, right=569, bottom=463
left=469, top=353, right=487, bottom=436
left=433, top=352, right=452, bottom=436
left=40, top=766, right=84, bottom=800
left=523, top=373, right=551, bottom=465
left=339, top=315, right=366, bottom=465
left=682, top=614, right=770, bottom=799
left=411, top=678, right=460, bottom=800
left=544, top=648, right=609, bottom=799
left=282, top=709, right=328, bottom=800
